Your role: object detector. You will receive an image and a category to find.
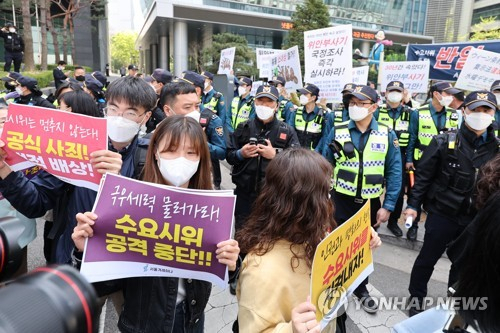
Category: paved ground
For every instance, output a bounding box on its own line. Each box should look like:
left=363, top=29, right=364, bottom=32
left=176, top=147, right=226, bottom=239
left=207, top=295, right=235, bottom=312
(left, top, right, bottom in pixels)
left=24, top=159, right=450, bottom=333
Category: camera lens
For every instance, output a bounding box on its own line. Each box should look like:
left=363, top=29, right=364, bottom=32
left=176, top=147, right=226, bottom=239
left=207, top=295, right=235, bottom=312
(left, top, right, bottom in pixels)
left=0, top=265, right=99, bottom=333
left=0, top=216, right=24, bottom=281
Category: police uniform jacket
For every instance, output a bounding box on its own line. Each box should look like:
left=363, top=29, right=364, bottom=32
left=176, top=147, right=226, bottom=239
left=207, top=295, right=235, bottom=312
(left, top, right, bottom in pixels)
left=202, top=88, right=226, bottom=125
left=407, top=124, right=499, bottom=225
left=15, top=93, right=56, bottom=109
left=0, top=31, right=24, bottom=52
left=227, top=116, right=299, bottom=194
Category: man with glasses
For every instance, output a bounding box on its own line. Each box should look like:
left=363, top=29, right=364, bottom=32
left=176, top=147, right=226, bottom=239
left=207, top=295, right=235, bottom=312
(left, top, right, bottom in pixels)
left=323, top=85, right=402, bottom=314
left=0, top=76, right=156, bottom=264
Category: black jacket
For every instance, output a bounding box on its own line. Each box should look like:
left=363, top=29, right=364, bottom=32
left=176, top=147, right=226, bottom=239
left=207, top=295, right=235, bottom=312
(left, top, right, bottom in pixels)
left=226, top=116, right=299, bottom=194
left=53, top=68, right=67, bottom=89
left=0, top=31, right=24, bottom=52
left=14, top=93, right=56, bottom=109
left=408, top=125, right=499, bottom=225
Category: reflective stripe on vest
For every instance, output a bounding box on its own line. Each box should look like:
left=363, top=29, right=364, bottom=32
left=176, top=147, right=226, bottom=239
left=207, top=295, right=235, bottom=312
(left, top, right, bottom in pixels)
left=203, top=95, right=219, bottom=112
left=294, top=106, right=323, bottom=150
left=378, top=105, right=410, bottom=147
left=231, top=97, right=253, bottom=129
left=415, top=106, right=458, bottom=160
left=333, top=123, right=389, bottom=199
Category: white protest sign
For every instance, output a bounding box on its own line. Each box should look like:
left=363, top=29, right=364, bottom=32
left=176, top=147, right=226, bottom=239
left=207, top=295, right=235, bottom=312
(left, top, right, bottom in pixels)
left=270, top=46, right=302, bottom=90
left=455, top=48, right=500, bottom=91
left=304, top=25, right=353, bottom=102
left=256, top=48, right=283, bottom=69
left=218, top=47, right=236, bottom=75
left=380, top=61, right=430, bottom=93
left=352, top=66, right=369, bottom=85
left=259, top=50, right=285, bottom=79
left=250, top=80, right=264, bottom=96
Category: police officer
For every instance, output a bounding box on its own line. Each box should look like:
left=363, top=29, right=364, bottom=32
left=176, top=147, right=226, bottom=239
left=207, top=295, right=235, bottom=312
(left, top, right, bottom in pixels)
left=229, top=77, right=255, bottom=133
left=323, top=85, right=402, bottom=313
left=127, top=64, right=138, bottom=77
left=289, top=83, right=329, bottom=153
left=83, top=74, right=106, bottom=116
left=14, top=76, right=55, bottom=109
left=169, top=76, right=226, bottom=181
left=0, top=23, right=24, bottom=73
left=227, top=83, right=299, bottom=240
left=378, top=81, right=416, bottom=238
left=405, top=91, right=499, bottom=317
left=145, top=68, right=172, bottom=133
left=405, top=82, right=460, bottom=238
left=490, top=80, right=500, bottom=138
left=0, top=71, right=21, bottom=101
left=201, top=70, right=227, bottom=190
left=268, top=75, right=294, bottom=123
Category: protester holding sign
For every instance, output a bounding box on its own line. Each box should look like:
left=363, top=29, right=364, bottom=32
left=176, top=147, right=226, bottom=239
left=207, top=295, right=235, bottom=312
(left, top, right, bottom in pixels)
left=72, top=116, right=240, bottom=333
left=268, top=75, right=295, bottom=123
left=236, top=148, right=381, bottom=333
left=405, top=91, right=499, bottom=317
left=377, top=81, right=417, bottom=238
left=323, top=85, right=402, bottom=313
left=0, top=76, right=154, bottom=264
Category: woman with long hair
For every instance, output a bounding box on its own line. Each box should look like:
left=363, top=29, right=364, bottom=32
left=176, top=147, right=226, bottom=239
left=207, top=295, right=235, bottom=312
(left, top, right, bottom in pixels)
left=236, top=148, right=381, bottom=333
left=72, top=116, right=240, bottom=333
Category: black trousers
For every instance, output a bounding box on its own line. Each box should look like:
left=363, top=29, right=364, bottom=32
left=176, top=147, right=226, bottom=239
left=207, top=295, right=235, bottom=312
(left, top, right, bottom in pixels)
left=408, top=212, right=465, bottom=299
left=211, top=155, right=222, bottom=186
left=331, top=191, right=381, bottom=294
left=389, top=150, right=407, bottom=225
left=4, top=50, right=22, bottom=72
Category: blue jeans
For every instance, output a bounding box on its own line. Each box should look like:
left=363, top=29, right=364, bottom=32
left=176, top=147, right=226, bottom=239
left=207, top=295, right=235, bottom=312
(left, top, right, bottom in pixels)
left=173, top=301, right=205, bottom=333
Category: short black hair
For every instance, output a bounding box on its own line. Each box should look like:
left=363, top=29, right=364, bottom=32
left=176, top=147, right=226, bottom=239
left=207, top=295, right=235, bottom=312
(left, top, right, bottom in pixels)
left=106, top=76, right=157, bottom=112
left=159, top=81, right=197, bottom=108
left=58, top=61, right=66, bottom=66
left=54, top=80, right=83, bottom=99
left=58, top=90, right=101, bottom=118
left=74, top=66, right=84, bottom=71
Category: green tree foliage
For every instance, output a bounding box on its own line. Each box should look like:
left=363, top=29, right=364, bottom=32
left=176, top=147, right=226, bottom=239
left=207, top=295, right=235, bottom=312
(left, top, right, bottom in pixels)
left=284, top=0, right=330, bottom=73
left=110, top=32, right=139, bottom=71
left=470, top=16, right=500, bottom=41
left=201, top=32, right=257, bottom=77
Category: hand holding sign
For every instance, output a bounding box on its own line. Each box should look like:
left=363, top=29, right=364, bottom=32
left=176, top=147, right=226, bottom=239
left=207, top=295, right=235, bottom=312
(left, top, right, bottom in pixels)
left=89, top=149, right=122, bottom=175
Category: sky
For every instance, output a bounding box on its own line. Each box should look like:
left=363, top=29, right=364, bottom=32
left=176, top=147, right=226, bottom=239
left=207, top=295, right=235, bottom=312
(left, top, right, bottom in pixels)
left=107, top=0, right=143, bottom=36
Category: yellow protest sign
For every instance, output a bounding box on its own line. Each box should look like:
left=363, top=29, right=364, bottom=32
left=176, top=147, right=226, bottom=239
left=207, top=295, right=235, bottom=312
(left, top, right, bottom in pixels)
left=311, top=200, right=373, bottom=328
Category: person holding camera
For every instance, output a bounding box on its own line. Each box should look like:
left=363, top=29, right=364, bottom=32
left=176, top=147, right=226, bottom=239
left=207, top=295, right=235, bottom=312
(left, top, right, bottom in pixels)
left=0, top=23, right=24, bottom=73
left=227, top=84, right=299, bottom=233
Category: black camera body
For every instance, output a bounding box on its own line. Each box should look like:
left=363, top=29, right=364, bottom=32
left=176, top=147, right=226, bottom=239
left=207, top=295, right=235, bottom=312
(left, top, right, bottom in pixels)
left=249, top=137, right=267, bottom=146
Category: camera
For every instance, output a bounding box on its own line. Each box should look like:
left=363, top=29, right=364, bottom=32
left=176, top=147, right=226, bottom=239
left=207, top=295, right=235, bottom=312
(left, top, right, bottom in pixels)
left=0, top=217, right=100, bottom=333
left=249, top=137, right=267, bottom=146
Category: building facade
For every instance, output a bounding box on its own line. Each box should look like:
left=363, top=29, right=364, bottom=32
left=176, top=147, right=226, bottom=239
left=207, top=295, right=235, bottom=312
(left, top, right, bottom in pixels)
left=136, top=0, right=434, bottom=76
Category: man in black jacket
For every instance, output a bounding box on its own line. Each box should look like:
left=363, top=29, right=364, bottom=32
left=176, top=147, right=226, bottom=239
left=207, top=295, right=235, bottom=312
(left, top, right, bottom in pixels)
left=405, top=91, right=499, bottom=317
left=53, top=60, right=70, bottom=89
left=0, top=22, right=24, bottom=72
left=14, top=76, right=55, bottom=109
left=227, top=84, right=299, bottom=232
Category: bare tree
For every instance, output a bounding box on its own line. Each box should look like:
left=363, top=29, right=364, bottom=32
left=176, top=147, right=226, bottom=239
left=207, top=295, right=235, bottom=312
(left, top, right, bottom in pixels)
left=46, top=0, right=61, bottom=63
left=38, top=0, right=48, bottom=69
left=21, top=0, right=35, bottom=71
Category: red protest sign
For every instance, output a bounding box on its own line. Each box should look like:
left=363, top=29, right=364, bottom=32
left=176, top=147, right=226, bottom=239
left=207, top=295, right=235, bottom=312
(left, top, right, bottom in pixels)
left=1, top=104, right=108, bottom=191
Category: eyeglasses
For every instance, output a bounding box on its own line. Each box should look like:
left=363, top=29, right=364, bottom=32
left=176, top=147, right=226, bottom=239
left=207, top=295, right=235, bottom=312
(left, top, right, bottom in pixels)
left=104, top=106, right=147, bottom=121
left=349, top=101, right=374, bottom=107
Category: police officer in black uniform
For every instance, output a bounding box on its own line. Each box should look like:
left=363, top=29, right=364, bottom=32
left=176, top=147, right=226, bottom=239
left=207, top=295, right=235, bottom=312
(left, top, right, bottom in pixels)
left=0, top=23, right=24, bottom=73
left=14, top=76, right=55, bottom=109
left=405, top=91, right=499, bottom=316
left=146, top=68, right=172, bottom=133
left=227, top=84, right=299, bottom=233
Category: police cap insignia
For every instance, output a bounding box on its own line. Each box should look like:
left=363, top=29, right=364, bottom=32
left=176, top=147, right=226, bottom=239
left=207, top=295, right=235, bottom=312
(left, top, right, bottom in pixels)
left=263, top=86, right=271, bottom=93
left=355, top=86, right=363, bottom=92
left=394, top=82, right=400, bottom=87
left=477, top=93, right=488, bottom=100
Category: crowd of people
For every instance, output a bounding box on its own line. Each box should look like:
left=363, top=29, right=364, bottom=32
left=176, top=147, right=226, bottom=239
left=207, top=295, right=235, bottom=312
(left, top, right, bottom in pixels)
left=0, top=56, right=498, bottom=333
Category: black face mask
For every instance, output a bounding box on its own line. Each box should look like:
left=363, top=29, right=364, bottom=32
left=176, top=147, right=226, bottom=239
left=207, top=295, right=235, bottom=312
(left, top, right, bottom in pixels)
left=75, top=75, right=85, bottom=82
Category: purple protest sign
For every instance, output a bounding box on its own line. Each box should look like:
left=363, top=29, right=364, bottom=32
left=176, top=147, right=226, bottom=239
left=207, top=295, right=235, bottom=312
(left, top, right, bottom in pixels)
left=81, top=173, right=236, bottom=287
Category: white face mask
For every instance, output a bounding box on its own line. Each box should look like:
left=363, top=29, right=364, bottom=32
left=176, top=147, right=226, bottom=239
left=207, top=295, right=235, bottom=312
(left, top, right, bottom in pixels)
left=439, top=95, right=453, bottom=107
left=107, top=116, right=141, bottom=143
left=15, top=87, right=23, bottom=95
left=255, top=105, right=275, bottom=120
left=387, top=91, right=403, bottom=104
left=157, top=155, right=200, bottom=187
left=349, top=105, right=370, bottom=121
left=494, top=93, right=500, bottom=107
left=299, top=95, right=310, bottom=105
left=238, top=86, right=247, bottom=96
left=204, top=81, right=210, bottom=90
left=9, top=28, right=15, bottom=33
left=463, top=111, right=494, bottom=131
left=185, top=110, right=201, bottom=122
